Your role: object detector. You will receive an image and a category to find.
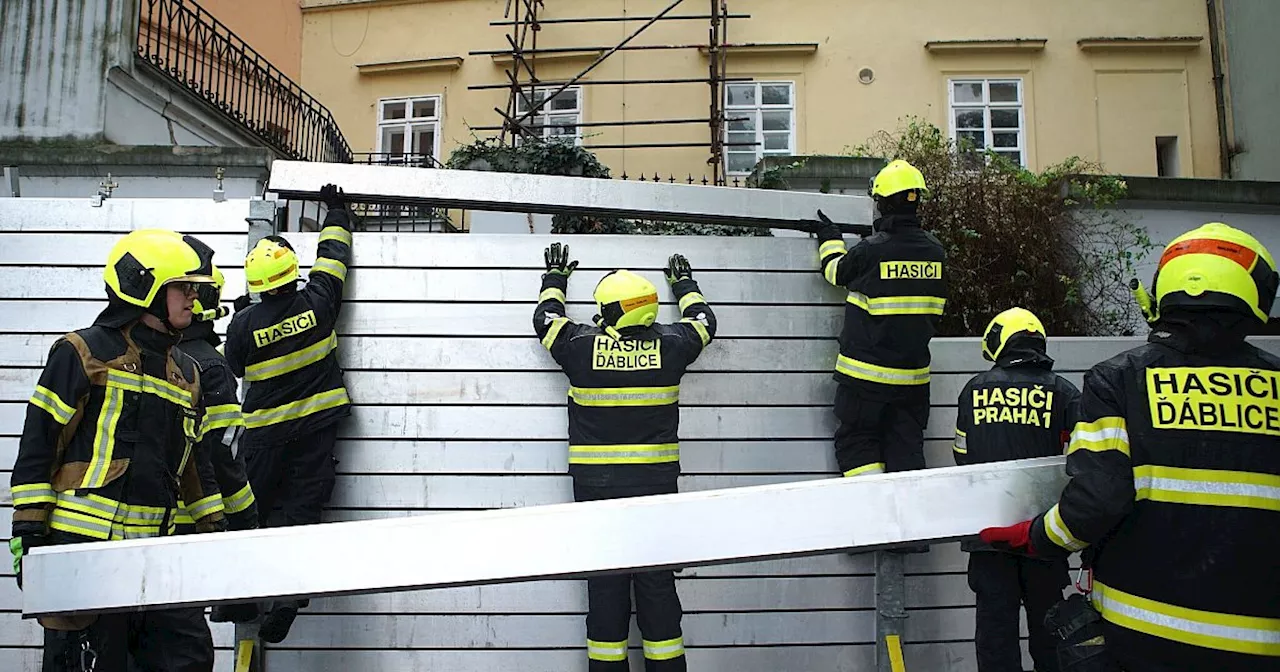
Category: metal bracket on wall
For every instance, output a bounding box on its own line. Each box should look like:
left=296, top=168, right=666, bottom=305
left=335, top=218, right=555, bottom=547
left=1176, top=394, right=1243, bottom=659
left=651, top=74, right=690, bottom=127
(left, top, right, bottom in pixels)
left=90, top=173, right=118, bottom=208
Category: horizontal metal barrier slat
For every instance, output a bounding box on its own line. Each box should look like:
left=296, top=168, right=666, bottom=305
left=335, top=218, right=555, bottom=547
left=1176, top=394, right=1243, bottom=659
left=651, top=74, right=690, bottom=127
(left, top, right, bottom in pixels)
left=0, top=232, right=248, bottom=266
left=0, top=198, right=254, bottom=234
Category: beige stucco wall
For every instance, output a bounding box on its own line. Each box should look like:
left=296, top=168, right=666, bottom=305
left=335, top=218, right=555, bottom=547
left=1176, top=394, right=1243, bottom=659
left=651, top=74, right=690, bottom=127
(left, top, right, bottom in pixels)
left=299, top=0, right=1218, bottom=179
left=201, top=0, right=304, bottom=80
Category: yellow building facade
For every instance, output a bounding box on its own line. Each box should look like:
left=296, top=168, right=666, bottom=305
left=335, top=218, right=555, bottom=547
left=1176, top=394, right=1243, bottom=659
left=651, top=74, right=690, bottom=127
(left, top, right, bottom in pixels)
left=299, top=0, right=1220, bottom=180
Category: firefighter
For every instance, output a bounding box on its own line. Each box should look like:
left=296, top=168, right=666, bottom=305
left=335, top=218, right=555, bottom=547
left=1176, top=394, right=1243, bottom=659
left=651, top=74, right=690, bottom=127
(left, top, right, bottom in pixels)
left=814, top=160, right=947, bottom=494
left=980, top=223, right=1280, bottom=671
left=224, top=184, right=353, bottom=643
left=533, top=243, right=716, bottom=672
left=954, top=307, right=1081, bottom=672
left=177, top=263, right=261, bottom=624
left=8, top=229, right=226, bottom=672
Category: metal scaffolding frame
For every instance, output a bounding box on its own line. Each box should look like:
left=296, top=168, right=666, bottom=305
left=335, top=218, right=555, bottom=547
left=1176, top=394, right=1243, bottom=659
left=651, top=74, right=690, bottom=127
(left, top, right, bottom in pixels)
left=470, top=0, right=747, bottom=185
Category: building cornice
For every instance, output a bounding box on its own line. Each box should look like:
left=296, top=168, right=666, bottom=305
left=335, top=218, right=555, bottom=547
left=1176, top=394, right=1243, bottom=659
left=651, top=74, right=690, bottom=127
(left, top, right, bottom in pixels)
left=924, top=38, right=1047, bottom=54
left=356, top=56, right=464, bottom=75
left=1077, top=36, right=1203, bottom=52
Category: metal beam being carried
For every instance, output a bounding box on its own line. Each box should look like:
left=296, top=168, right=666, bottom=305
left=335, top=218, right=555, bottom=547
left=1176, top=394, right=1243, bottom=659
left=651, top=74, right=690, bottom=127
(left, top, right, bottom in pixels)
left=266, top=161, right=872, bottom=234
left=22, top=459, right=1066, bottom=617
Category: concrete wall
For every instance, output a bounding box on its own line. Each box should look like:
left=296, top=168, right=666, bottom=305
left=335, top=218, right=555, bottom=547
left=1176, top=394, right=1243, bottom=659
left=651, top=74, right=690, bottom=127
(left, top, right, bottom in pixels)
left=199, top=0, right=305, bottom=80
left=0, top=0, right=136, bottom=140
left=1222, top=0, right=1280, bottom=181
left=299, top=0, right=1219, bottom=180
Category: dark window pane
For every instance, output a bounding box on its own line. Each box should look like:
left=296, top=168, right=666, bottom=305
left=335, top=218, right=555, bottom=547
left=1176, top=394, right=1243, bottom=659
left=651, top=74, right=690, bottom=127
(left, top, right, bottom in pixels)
left=761, top=84, right=791, bottom=105
left=990, top=82, right=1019, bottom=103
left=763, top=133, right=790, bottom=151
left=993, top=131, right=1019, bottom=148
left=957, top=130, right=985, bottom=149
left=382, top=101, right=406, bottom=120
left=412, top=100, right=436, bottom=119
left=955, top=109, right=983, bottom=130
left=991, top=108, right=1019, bottom=129
left=727, top=153, right=757, bottom=173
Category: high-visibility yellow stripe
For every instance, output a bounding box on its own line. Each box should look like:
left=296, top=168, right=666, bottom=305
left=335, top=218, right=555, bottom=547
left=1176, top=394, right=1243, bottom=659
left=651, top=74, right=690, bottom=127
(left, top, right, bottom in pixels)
left=678, top=292, right=707, bottom=313
left=106, top=369, right=194, bottom=408
left=1044, top=503, right=1088, bottom=552
left=311, top=258, right=348, bottom=282
left=244, top=331, right=339, bottom=382
left=953, top=429, right=968, bottom=455
left=569, top=443, right=680, bottom=465
left=541, top=317, right=570, bottom=351
left=11, top=483, right=55, bottom=506
left=244, top=388, right=350, bottom=429
left=200, top=402, right=245, bottom=435
left=823, top=257, right=842, bottom=286
left=819, top=239, right=847, bottom=259
left=186, top=493, right=225, bottom=521
left=30, top=385, right=75, bottom=424
left=1134, top=465, right=1280, bottom=512
left=587, top=639, right=629, bottom=662
left=1092, top=580, right=1280, bottom=656
left=642, top=636, right=685, bottom=661
left=318, top=226, right=353, bottom=246
left=56, top=493, right=166, bottom=526
left=223, top=483, right=257, bottom=515
left=843, top=462, right=886, bottom=477
left=49, top=509, right=113, bottom=540
left=885, top=634, right=906, bottom=672
left=82, top=385, right=125, bottom=489
left=235, top=640, right=255, bottom=672
left=836, top=354, right=930, bottom=386
left=569, top=385, right=680, bottom=407
left=681, top=317, right=711, bottom=346
left=847, top=292, right=947, bottom=316
left=539, top=287, right=566, bottom=304
left=1068, top=417, right=1130, bottom=457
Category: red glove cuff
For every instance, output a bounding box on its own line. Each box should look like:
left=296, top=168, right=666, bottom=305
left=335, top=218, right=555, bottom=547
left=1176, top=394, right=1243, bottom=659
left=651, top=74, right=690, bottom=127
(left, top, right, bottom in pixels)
left=979, top=519, right=1036, bottom=555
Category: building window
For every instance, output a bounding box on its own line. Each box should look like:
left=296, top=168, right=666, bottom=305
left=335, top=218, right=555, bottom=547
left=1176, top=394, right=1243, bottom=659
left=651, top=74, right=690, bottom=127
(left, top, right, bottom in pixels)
left=376, top=96, right=442, bottom=164
left=948, top=79, right=1025, bottom=166
left=515, top=87, right=582, bottom=144
left=725, top=81, right=795, bottom=175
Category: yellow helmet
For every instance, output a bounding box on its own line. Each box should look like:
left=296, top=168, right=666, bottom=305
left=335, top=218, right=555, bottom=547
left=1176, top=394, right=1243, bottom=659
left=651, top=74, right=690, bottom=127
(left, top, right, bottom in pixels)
left=104, top=229, right=215, bottom=308
left=193, top=265, right=227, bottom=322
left=245, top=237, right=299, bottom=293
left=594, top=270, right=659, bottom=329
left=1152, top=223, right=1278, bottom=323
left=870, top=159, right=927, bottom=200
left=982, top=307, right=1046, bottom=362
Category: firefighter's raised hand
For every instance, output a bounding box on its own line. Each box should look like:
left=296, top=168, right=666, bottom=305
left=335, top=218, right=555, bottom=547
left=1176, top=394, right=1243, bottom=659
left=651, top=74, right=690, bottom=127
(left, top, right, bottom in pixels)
left=319, top=183, right=346, bottom=210
left=815, top=209, right=842, bottom=242
left=544, top=242, right=578, bottom=278
left=664, top=254, right=693, bottom=285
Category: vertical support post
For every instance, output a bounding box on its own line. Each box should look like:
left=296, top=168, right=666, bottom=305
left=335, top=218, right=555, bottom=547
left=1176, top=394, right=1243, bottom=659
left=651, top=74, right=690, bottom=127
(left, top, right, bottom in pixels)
left=1, top=166, right=20, bottom=197
left=875, top=550, right=908, bottom=672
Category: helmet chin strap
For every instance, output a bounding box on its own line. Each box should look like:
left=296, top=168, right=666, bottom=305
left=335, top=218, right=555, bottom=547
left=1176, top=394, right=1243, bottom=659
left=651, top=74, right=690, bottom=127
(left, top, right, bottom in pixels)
left=195, top=305, right=229, bottom=322
left=593, top=315, right=624, bottom=341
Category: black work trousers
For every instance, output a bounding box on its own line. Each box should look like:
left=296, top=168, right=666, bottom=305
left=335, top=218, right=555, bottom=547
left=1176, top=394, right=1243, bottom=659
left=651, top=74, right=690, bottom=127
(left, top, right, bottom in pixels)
left=574, top=481, right=687, bottom=672
left=243, top=423, right=339, bottom=529
left=43, top=609, right=213, bottom=672
left=968, top=551, right=1069, bottom=672
left=833, top=383, right=929, bottom=476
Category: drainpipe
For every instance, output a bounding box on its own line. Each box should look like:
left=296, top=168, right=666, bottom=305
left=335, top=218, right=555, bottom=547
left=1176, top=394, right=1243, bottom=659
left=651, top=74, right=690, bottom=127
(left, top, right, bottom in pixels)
left=1207, top=0, right=1233, bottom=179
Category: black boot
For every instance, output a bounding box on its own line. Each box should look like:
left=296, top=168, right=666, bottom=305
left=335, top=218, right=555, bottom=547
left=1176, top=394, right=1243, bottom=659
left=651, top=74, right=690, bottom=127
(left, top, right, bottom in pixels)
left=258, top=605, right=299, bottom=644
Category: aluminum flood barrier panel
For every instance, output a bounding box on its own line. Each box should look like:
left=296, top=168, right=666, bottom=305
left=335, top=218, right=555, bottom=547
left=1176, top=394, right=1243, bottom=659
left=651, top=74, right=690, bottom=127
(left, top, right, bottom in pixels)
left=266, top=160, right=874, bottom=234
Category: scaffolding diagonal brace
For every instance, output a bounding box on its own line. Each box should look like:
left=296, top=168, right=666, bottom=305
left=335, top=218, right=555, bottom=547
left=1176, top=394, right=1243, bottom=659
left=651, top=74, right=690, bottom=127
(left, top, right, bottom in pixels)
left=22, top=459, right=1066, bottom=617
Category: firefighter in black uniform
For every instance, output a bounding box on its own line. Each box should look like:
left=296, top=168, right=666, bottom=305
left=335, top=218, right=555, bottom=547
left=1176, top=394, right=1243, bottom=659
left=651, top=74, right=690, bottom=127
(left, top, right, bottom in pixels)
left=533, top=243, right=716, bottom=672
left=8, top=229, right=226, bottom=672
left=815, top=159, right=947, bottom=486
left=225, top=184, right=353, bottom=643
left=981, top=223, right=1280, bottom=671
left=954, top=307, right=1080, bottom=672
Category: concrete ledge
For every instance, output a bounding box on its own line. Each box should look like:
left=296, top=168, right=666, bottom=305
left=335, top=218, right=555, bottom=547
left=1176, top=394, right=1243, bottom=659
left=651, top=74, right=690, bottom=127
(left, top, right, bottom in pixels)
left=925, top=39, right=1047, bottom=54
left=1119, top=176, right=1280, bottom=208
left=0, top=145, right=274, bottom=169
left=1078, top=36, right=1203, bottom=52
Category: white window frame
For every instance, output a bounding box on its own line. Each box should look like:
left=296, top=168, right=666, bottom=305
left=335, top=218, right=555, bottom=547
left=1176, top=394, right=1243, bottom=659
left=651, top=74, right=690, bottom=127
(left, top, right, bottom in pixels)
left=375, top=95, right=443, bottom=163
left=724, top=81, right=796, bottom=176
left=947, top=78, right=1026, bottom=167
left=515, top=86, right=584, bottom=145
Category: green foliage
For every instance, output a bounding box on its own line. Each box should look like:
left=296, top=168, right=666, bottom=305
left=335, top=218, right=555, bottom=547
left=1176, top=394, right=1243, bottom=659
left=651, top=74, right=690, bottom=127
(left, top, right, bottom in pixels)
left=850, top=117, right=1152, bottom=337
left=446, top=136, right=770, bottom=237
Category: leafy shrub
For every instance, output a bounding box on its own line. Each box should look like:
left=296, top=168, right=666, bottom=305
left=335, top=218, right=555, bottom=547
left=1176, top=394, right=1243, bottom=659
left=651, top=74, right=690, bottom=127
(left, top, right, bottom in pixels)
left=848, top=117, right=1153, bottom=336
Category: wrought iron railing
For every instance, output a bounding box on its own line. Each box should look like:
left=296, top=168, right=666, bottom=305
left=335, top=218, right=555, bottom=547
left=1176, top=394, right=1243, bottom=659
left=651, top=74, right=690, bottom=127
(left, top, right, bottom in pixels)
left=352, top=152, right=447, bottom=169
left=136, top=0, right=353, bottom=163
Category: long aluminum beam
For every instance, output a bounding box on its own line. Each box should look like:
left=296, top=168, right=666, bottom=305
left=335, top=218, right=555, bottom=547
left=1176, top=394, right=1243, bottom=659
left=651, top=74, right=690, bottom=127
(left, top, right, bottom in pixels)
left=22, top=458, right=1065, bottom=617
left=266, top=160, right=873, bottom=235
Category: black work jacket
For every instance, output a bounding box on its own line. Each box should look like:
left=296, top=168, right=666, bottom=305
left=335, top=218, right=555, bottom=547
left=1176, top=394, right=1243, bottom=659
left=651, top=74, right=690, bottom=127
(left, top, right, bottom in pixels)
left=533, top=273, right=716, bottom=487
left=818, top=215, right=947, bottom=402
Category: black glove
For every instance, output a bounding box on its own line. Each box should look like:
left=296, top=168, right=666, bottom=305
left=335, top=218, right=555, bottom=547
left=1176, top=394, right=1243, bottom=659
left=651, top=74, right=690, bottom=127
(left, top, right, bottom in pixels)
left=664, top=254, right=693, bottom=285
left=233, top=293, right=253, bottom=312
left=319, top=183, right=345, bottom=210
left=9, top=534, right=49, bottom=589
left=544, top=243, right=578, bottom=277
left=815, top=209, right=842, bottom=242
